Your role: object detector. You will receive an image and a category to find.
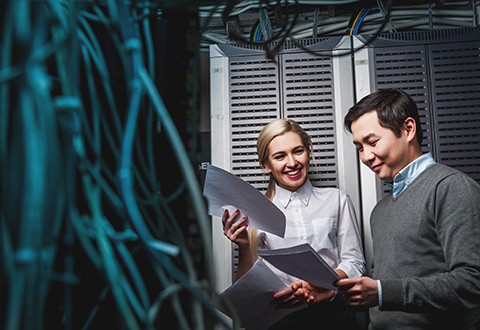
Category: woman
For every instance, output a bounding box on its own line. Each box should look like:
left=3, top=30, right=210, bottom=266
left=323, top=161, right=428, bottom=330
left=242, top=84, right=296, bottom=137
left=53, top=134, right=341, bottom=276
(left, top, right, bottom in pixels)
left=222, top=118, right=366, bottom=329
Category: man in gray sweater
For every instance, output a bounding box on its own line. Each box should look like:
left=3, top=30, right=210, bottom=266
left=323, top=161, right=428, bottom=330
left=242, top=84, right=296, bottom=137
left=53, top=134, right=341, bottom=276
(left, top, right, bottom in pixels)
left=335, top=89, right=480, bottom=329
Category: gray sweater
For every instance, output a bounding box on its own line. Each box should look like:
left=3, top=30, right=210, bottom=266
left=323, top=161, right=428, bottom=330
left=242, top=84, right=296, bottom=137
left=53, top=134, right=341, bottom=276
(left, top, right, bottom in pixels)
left=369, top=163, right=480, bottom=330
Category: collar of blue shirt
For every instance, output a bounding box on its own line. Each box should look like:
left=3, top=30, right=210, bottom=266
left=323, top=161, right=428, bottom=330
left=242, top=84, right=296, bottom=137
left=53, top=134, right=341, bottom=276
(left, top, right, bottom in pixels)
left=389, top=152, right=437, bottom=198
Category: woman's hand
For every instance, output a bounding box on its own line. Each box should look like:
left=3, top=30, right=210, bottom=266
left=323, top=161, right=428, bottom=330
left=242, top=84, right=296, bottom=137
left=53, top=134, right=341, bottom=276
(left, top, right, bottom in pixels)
left=222, top=209, right=249, bottom=249
left=271, top=286, right=305, bottom=309
left=290, top=280, right=336, bottom=304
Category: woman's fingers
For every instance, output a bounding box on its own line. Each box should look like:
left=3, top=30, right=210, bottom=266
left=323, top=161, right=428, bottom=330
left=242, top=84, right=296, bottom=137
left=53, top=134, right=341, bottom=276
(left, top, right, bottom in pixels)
left=221, top=209, right=229, bottom=225
left=223, top=209, right=248, bottom=242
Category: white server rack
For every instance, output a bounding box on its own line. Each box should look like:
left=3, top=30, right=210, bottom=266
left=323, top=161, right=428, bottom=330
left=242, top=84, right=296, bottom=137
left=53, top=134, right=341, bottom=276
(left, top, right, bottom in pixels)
left=352, top=27, right=480, bottom=271
left=209, top=36, right=361, bottom=293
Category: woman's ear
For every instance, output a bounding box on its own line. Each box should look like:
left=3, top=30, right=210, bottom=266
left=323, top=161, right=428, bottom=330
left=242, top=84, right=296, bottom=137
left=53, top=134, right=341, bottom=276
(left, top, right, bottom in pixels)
left=403, top=117, right=417, bottom=143
left=263, top=163, right=272, bottom=174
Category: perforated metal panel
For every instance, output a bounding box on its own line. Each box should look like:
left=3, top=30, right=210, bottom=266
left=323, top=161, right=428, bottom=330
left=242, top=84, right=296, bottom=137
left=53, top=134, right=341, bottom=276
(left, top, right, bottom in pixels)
left=211, top=36, right=356, bottom=283
left=430, top=41, right=480, bottom=182
left=229, top=55, right=280, bottom=191
left=281, top=52, right=338, bottom=188
left=216, top=37, right=345, bottom=191
left=361, top=27, right=480, bottom=196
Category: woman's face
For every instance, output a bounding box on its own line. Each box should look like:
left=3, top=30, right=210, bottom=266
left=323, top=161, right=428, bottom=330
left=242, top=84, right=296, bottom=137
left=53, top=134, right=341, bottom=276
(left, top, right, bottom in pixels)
left=263, top=131, right=309, bottom=192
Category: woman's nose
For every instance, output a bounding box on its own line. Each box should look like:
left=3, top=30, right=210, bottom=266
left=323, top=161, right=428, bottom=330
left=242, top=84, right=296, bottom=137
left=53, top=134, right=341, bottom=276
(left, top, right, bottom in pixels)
left=286, top=155, right=297, bottom=167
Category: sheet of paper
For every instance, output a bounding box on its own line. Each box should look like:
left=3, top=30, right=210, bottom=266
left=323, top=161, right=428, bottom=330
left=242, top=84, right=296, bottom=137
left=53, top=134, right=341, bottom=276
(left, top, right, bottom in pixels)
left=203, top=164, right=286, bottom=237
left=258, top=243, right=340, bottom=290
left=217, top=258, right=307, bottom=330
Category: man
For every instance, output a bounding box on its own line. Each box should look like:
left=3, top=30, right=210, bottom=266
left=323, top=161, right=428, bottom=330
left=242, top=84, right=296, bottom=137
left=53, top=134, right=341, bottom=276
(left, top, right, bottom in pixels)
left=335, top=88, right=480, bottom=329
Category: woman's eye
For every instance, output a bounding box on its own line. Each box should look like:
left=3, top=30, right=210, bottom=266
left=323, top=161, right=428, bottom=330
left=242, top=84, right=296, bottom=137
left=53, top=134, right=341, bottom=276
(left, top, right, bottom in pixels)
left=294, top=149, right=304, bottom=155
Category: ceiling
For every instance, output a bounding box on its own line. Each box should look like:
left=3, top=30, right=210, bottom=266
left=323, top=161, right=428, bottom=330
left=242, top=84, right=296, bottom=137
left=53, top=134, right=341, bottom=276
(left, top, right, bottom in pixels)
left=196, top=0, right=478, bottom=50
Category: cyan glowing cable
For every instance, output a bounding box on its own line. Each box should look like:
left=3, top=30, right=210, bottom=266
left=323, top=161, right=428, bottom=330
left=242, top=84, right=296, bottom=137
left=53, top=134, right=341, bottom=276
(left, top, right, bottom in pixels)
left=83, top=176, right=140, bottom=330
left=0, top=3, right=14, bottom=244
left=80, top=19, right=162, bottom=219
left=109, top=3, right=213, bottom=290
left=136, top=67, right=232, bottom=328
left=21, top=14, right=70, bottom=322
left=70, top=211, right=103, bottom=268
left=78, top=44, right=101, bottom=155
left=73, top=5, right=176, bottom=328
left=115, top=241, right=150, bottom=311
left=80, top=288, right=109, bottom=330
left=142, top=7, right=156, bottom=77
left=147, top=283, right=183, bottom=327
left=77, top=17, right=123, bottom=143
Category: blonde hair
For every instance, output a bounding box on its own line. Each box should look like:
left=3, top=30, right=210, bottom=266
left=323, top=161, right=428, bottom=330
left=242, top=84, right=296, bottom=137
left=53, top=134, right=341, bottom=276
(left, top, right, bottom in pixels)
left=249, top=118, right=312, bottom=259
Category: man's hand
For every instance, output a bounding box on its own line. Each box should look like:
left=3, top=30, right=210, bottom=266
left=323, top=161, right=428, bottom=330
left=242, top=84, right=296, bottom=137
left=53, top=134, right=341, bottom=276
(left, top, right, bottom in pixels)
left=335, top=277, right=379, bottom=308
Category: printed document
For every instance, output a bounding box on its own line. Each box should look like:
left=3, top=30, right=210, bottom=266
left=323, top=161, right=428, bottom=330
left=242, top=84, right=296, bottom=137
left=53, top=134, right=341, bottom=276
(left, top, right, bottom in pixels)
left=203, top=164, right=286, bottom=237
left=217, top=258, right=307, bottom=330
left=259, top=243, right=339, bottom=290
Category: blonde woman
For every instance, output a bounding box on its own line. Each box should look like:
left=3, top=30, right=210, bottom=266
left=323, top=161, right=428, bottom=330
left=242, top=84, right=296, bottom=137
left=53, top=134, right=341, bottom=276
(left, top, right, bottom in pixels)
left=222, top=118, right=366, bottom=329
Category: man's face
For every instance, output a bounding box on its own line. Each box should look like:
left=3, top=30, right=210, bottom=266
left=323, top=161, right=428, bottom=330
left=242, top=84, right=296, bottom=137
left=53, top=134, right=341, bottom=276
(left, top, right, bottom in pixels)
left=350, top=110, right=411, bottom=183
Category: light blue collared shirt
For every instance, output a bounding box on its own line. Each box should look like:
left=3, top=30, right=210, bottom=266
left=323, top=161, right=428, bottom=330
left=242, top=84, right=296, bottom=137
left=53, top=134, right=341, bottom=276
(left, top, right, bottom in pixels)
left=378, top=153, right=436, bottom=308
left=385, top=153, right=437, bottom=199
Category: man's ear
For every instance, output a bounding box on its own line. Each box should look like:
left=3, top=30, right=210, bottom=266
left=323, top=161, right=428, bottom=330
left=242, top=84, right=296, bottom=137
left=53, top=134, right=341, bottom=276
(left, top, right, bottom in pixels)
left=403, top=117, right=417, bottom=143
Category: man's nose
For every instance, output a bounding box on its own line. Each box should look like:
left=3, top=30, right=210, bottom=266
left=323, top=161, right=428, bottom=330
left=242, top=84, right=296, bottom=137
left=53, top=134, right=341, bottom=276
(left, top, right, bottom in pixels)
left=362, top=148, right=375, bottom=163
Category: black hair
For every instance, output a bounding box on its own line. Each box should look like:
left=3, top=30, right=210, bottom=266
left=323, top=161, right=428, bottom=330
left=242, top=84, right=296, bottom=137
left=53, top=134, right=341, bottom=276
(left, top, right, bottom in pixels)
left=344, top=88, right=423, bottom=146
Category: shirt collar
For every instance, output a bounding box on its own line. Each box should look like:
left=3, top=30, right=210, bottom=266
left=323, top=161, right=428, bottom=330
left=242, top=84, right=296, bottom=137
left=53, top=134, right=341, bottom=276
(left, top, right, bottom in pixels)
left=391, top=153, right=436, bottom=198
left=276, top=178, right=312, bottom=208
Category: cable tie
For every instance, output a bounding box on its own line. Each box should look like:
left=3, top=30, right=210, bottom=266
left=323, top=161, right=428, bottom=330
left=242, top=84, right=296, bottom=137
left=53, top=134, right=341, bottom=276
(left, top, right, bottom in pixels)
left=15, top=247, right=38, bottom=265
left=117, top=168, right=132, bottom=182
left=106, top=227, right=139, bottom=242
left=148, top=239, right=180, bottom=257
left=54, top=96, right=82, bottom=135
left=124, top=38, right=141, bottom=52
left=53, top=96, right=82, bottom=110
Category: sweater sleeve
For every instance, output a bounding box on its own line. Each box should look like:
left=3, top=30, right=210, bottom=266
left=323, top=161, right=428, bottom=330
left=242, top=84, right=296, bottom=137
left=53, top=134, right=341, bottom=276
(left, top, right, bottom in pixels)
left=380, top=173, right=480, bottom=312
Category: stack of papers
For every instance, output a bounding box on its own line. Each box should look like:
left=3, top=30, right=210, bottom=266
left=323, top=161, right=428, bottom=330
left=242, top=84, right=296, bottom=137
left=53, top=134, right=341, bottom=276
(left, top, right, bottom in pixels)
left=217, top=259, right=307, bottom=330
left=258, top=243, right=339, bottom=291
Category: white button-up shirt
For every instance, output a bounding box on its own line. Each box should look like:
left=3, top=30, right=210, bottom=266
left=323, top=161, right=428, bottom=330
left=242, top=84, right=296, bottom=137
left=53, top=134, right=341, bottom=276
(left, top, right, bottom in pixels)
left=258, top=179, right=365, bottom=284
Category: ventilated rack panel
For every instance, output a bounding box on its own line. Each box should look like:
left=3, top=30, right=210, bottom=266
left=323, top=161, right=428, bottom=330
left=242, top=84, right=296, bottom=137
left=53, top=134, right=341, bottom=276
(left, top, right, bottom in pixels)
left=215, top=37, right=345, bottom=280
left=363, top=27, right=480, bottom=195
left=229, top=55, right=281, bottom=192
left=430, top=41, right=480, bottom=183
left=281, top=51, right=338, bottom=188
